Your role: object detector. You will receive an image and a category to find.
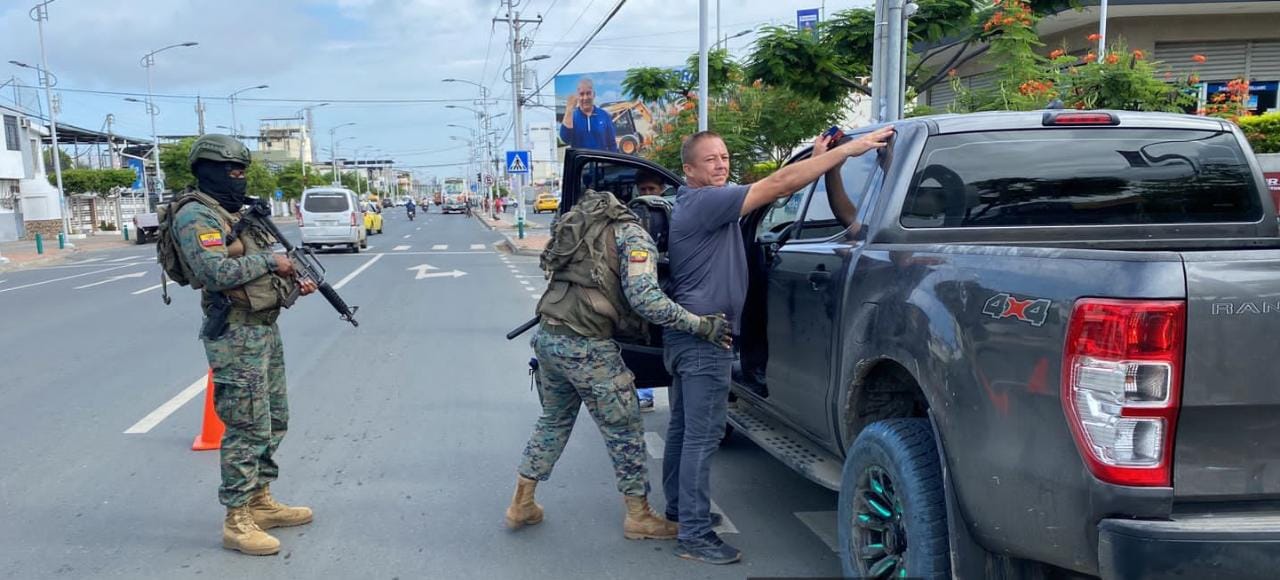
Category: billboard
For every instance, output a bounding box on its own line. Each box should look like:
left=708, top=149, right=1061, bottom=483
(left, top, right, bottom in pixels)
left=554, top=69, right=681, bottom=156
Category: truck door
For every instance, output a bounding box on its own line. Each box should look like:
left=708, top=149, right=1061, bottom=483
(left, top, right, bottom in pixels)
left=559, top=148, right=684, bottom=387
left=762, top=151, right=886, bottom=441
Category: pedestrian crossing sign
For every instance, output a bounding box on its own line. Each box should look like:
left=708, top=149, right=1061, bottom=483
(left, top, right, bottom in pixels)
left=505, top=150, right=530, bottom=175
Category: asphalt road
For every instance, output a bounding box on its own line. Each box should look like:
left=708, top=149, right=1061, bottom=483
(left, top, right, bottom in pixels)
left=0, top=207, right=841, bottom=579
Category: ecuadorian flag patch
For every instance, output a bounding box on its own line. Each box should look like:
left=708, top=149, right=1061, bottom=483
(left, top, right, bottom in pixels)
left=198, top=231, right=224, bottom=248
left=628, top=250, right=649, bottom=263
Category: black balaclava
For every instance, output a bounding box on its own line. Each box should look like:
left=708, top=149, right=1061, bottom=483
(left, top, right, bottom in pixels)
left=194, top=160, right=249, bottom=213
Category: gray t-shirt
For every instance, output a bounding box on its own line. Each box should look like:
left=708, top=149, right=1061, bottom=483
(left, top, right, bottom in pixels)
left=668, top=183, right=750, bottom=332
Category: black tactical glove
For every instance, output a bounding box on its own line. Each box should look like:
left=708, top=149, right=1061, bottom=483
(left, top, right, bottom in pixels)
left=694, top=313, right=733, bottom=350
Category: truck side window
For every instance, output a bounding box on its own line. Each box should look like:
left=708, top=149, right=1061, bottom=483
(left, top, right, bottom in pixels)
left=757, top=186, right=810, bottom=240
left=795, top=154, right=882, bottom=241
left=580, top=160, right=674, bottom=205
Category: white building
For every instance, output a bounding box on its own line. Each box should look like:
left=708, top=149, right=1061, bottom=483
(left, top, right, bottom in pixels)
left=527, top=123, right=558, bottom=191
left=0, top=104, right=60, bottom=242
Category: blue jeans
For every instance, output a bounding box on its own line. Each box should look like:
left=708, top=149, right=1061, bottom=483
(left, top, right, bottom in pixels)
left=661, top=328, right=733, bottom=541
left=637, top=388, right=653, bottom=402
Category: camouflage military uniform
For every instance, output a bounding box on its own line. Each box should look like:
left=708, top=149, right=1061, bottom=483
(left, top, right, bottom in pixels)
left=173, top=199, right=287, bottom=508
left=519, top=221, right=711, bottom=496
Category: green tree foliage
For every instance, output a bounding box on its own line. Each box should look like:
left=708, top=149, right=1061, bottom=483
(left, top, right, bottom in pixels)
left=159, top=137, right=197, bottom=192
left=43, top=147, right=74, bottom=171
left=245, top=160, right=277, bottom=200
left=745, top=0, right=1072, bottom=103
left=55, top=168, right=138, bottom=196
left=1238, top=112, right=1280, bottom=154
left=275, top=162, right=332, bottom=200
left=683, top=49, right=741, bottom=98
left=622, top=67, right=683, bottom=104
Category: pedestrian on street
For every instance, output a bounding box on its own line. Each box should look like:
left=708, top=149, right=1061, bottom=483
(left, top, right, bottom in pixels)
left=165, top=134, right=319, bottom=556
left=663, top=127, right=893, bottom=564
left=506, top=189, right=732, bottom=542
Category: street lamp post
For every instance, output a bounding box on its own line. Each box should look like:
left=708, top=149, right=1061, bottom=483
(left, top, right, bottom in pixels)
left=328, top=122, right=355, bottom=185
left=24, top=0, right=72, bottom=245
left=140, top=41, right=198, bottom=213
left=295, top=103, right=329, bottom=185
left=228, top=84, right=268, bottom=138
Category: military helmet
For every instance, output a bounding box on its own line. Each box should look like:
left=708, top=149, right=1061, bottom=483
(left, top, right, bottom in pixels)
left=627, top=195, right=674, bottom=253
left=188, top=133, right=252, bottom=169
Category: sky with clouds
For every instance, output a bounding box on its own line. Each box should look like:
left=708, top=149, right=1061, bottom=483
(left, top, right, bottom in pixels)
left=0, top=0, right=870, bottom=181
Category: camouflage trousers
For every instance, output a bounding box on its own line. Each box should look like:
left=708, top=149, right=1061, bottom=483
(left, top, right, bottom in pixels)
left=202, top=321, right=288, bottom=507
left=518, top=329, right=650, bottom=496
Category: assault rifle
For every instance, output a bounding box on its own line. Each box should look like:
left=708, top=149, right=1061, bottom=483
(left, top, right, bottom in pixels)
left=242, top=199, right=360, bottom=327
left=506, top=315, right=540, bottom=340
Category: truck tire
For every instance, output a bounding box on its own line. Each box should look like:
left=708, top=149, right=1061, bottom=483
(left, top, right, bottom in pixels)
left=838, top=418, right=949, bottom=579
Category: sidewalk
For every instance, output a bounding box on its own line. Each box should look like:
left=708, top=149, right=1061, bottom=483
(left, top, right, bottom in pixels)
left=473, top=210, right=549, bottom=256
left=0, top=232, right=134, bottom=272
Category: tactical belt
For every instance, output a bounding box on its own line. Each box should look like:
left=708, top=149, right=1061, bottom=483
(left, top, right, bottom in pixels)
left=540, top=322, right=583, bottom=337
left=228, top=308, right=280, bottom=326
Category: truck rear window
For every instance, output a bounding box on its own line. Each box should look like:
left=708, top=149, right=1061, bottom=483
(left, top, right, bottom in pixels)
left=901, top=129, right=1263, bottom=228
left=304, top=193, right=350, bottom=213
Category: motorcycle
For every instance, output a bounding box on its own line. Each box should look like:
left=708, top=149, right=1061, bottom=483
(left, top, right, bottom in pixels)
left=407, top=206, right=416, bottom=221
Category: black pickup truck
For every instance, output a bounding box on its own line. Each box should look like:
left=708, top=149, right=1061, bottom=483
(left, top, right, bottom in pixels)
left=556, top=110, right=1280, bottom=579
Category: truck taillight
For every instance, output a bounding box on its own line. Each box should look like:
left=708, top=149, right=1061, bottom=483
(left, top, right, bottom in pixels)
left=1062, top=299, right=1185, bottom=487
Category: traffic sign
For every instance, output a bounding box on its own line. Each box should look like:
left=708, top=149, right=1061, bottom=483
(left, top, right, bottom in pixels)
left=274, top=189, right=283, bottom=200
left=126, top=158, right=145, bottom=190
left=506, top=150, right=530, bottom=175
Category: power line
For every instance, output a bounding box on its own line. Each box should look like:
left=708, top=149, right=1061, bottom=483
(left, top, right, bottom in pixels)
left=536, top=0, right=629, bottom=95
left=15, top=84, right=500, bottom=105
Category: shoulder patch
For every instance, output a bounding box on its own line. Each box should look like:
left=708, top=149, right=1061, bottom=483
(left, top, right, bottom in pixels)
left=198, top=230, right=224, bottom=248
left=628, top=249, right=650, bottom=263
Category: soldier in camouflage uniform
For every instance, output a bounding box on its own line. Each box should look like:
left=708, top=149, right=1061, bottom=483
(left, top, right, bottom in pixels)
left=506, top=190, right=732, bottom=541
left=168, top=134, right=317, bottom=556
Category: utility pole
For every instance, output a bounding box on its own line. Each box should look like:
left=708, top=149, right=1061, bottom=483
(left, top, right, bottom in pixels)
left=495, top=1, right=541, bottom=239
left=697, top=0, right=709, bottom=131
left=195, top=96, right=206, bottom=135
left=29, top=0, right=71, bottom=245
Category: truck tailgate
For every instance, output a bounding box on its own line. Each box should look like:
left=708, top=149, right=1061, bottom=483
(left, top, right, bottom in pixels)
left=1176, top=249, right=1280, bottom=499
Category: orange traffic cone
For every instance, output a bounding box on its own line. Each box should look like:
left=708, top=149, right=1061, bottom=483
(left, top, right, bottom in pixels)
left=192, top=370, right=225, bottom=451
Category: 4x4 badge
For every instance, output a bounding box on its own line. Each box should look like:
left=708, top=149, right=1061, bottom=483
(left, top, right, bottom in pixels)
left=982, top=293, right=1051, bottom=327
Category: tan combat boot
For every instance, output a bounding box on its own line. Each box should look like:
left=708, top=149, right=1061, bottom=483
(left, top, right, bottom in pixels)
left=223, top=505, right=281, bottom=556
left=623, top=495, right=678, bottom=540
left=505, top=475, right=544, bottom=529
left=248, top=485, right=314, bottom=529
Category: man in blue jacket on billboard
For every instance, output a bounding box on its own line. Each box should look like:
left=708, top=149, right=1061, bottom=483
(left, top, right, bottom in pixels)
left=560, top=77, right=618, bottom=152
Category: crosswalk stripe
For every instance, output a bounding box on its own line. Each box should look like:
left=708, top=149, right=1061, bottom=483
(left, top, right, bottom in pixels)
left=393, top=245, right=410, bottom=251
left=470, top=244, right=485, bottom=250
left=432, top=244, right=448, bottom=250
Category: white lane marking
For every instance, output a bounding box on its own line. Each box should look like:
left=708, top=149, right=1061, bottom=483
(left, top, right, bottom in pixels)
left=0, top=264, right=133, bottom=294
left=519, top=280, right=531, bottom=286
left=644, top=432, right=666, bottom=460
left=402, top=234, right=411, bottom=239
left=416, top=227, right=421, bottom=231
left=74, top=271, right=147, bottom=289
left=794, top=511, right=840, bottom=553
left=108, top=256, right=142, bottom=262
left=0, top=280, right=5, bottom=286
left=470, top=244, right=485, bottom=250
left=133, top=280, right=176, bottom=295
left=644, top=431, right=738, bottom=534
left=75, top=257, right=106, bottom=264
left=392, top=245, right=411, bottom=251
left=124, top=374, right=208, bottom=434
left=332, top=254, right=383, bottom=290
left=513, top=275, right=542, bottom=279
left=431, top=244, right=448, bottom=250
left=315, top=251, right=493, bottom=256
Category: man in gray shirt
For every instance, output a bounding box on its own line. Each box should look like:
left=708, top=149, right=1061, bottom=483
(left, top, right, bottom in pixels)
left=663, top=126, right=893, bottom=565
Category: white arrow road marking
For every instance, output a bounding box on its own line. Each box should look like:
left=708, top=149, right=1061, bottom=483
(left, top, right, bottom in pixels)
left=431, top=244, right=448, bottom=250
left=73, top=271, right=147, bottom=289
left=407, top=263, right=439, bottom=278
left=407, top=264, right=467, bottom=280
left=470, top=244, right=486, bottom=250
left=124, top=374, right=209, bottom=434
left=133, top=280, right=177, bottom=295
left=393, top=245, right=411, bottom=251
left=333, top=254, right=383, bottom=290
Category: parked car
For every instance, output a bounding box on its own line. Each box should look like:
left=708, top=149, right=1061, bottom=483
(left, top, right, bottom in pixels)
left=533, top=193, right=560, bottom=214
left=556, top=110, right=1280, bottom=579
left=299, top=187, right=366, bottom=253
left=362, top=201, right=383, bottom=235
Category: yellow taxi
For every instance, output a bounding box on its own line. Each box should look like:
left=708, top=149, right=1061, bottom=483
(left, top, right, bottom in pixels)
left=533, top=193, right=560, bottom=214
left=362, top=201, right=383, bottom=235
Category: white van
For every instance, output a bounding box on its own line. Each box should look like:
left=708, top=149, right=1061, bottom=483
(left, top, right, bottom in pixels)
left=299, top=187, right=367, bottom=253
